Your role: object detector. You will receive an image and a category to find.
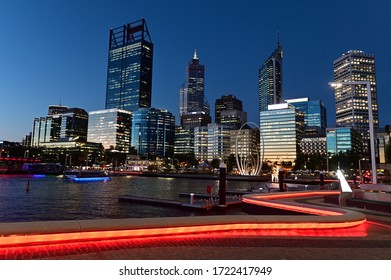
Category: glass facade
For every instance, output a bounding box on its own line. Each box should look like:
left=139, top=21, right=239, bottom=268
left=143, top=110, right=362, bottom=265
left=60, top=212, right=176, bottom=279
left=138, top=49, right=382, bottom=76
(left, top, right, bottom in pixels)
left=174, top=126, right=194, bottom=155
left=179, top=51, right=210, bottom=131
left=105, top=19, right=153, bottom=112
left=230, top=128, right=260, bottom=159
left=259, top=104, right=304, bottom=164
left=194, top=126, right=209, bottom=162
left=286, top=98, right=327, bottom=134
left=60, top=108, right=88, bottom=141
left=333, top=50, right=378, bottom=153
left=258, top=43, right=283, bottom=113
left=31, top=107, right=88, bottom=147
left=193, top=123, right=230, bottom=162
left=87, top=108, right=132, bottom=153
left=179, top=51, right=207, bottom=115
left=131, top=108, right=175, bottom=158
left=326, top=127, right=363, bottom=155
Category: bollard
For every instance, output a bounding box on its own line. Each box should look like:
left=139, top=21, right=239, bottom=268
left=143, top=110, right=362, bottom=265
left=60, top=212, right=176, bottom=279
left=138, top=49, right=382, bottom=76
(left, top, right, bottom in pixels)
left=219, top=162, right=227, bottom=207
left=190, top=193, right=194, bottom=205
left=278, top=167, right=285, bottom=192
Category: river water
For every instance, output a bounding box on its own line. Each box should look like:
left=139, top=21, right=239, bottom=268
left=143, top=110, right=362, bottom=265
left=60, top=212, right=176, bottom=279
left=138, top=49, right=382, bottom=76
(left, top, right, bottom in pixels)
left=0, top=174, right=264, bottom=222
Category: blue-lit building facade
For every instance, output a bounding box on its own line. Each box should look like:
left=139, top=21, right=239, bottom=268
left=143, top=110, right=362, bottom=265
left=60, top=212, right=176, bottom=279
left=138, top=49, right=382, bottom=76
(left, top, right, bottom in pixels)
left=87, top=109, right=132, bottom=153
left=105, top=19, right=153, bottom=112
left=258, top=42, right=283, bottom=113
left=326, top=127, right=363, bottom=155
left=259, top=104, right=304, bottom=164
left=286, top=98, right=327, bottom=135
left=131, top=108, right=175, bottom=158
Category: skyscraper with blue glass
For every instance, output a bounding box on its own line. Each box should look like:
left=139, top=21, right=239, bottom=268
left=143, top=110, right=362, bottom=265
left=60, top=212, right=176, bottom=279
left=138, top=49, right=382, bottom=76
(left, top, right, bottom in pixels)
left=258, top=40, right=283, bottom=113
left=131, top=108, right=175, bottom=158
left=286, top=98, right=327, bottom=135
left=105, top=19, right=153, bottom=112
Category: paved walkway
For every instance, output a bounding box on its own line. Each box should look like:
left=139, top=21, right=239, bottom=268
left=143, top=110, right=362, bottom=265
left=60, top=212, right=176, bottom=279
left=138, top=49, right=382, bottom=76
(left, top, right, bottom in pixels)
left=1, top=197, right=390, bottom=260
left=1, top=213, right=390, bottom=260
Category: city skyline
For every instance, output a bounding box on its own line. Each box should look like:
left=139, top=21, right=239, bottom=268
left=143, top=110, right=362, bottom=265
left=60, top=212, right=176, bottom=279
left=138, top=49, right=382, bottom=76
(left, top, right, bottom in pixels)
left=1, top=0, right=391, bottom=141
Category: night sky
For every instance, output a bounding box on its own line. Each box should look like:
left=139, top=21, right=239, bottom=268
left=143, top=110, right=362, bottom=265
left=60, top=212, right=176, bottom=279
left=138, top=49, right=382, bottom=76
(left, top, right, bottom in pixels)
left=1, top=0, right=390, bottom=141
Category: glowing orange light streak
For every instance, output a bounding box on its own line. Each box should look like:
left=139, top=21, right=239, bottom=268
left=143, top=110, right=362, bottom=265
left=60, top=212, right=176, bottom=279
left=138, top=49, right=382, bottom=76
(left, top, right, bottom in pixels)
left=0, top=190, right=367, bottom=248
left=241, top=197, right=342, bottom=216
left=0, top=220, right=366, bottom=247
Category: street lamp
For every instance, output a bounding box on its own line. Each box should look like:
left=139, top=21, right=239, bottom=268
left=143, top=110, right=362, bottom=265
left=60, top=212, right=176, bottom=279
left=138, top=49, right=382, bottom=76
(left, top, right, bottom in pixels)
left=329, top=81, right=377, bottom=184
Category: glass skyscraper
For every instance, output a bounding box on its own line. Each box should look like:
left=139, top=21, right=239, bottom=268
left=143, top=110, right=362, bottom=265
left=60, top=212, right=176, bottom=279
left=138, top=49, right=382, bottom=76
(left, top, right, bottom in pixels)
left=258, top=41, right=283, bottom=113
left=131, top=108, right=175, bottom=158
left=179, top=51, right=210, bottom=129
left=105, top=19, right=153, bottom=112
left=333, top=50, right=378, bottom=153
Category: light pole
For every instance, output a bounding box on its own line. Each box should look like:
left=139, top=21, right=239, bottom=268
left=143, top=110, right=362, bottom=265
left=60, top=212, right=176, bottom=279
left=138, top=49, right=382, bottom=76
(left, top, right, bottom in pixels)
left=329, top=81, right=377, bottom=184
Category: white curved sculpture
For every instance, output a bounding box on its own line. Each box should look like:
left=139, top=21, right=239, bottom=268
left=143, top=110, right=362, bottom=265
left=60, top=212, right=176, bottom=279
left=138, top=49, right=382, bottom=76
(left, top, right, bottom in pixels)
left=235, top=122, right=264, bottom=176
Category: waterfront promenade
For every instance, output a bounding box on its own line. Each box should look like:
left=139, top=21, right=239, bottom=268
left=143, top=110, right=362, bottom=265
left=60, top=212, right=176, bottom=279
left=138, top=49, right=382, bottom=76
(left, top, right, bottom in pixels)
left=1, top=192, right=390, bottom=260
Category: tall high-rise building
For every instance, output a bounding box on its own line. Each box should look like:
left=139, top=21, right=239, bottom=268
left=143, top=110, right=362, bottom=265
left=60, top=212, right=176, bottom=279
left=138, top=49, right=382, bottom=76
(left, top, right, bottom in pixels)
left=179, top=51, right=210, bottom=129
left=333, top=50, right=379, bottom=153
left=105, top=19, right=153, bottom=112
left=258, top=40, right=283, bottom=113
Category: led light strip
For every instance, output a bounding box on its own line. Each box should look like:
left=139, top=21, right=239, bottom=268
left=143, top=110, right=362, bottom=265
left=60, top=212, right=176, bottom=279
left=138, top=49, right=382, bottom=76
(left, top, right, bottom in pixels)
left=0, top=190, right=366, bottom=247
left=0, top=220, right=366, bottom=247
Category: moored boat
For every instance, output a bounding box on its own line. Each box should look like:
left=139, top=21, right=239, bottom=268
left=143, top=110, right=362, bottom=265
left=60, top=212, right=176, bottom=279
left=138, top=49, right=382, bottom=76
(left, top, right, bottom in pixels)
left=63, top=170, right=110, bottom=182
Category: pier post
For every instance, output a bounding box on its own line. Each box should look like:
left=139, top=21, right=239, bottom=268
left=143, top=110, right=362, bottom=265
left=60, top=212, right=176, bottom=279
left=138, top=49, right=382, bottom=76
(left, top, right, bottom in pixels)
left=219, top=162, right=227, bottom=207
left=278, top=167, right=285, bottom=192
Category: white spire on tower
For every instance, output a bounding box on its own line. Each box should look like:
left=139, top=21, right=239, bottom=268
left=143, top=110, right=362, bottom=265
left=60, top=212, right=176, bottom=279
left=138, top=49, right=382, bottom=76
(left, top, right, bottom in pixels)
left=193, top=49, right=198, bottom=60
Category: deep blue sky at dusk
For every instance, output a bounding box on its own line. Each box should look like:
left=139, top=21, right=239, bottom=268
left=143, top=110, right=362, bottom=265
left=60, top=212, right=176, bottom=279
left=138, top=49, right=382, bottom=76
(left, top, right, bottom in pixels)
left=1, top=0, right=390, bottom=141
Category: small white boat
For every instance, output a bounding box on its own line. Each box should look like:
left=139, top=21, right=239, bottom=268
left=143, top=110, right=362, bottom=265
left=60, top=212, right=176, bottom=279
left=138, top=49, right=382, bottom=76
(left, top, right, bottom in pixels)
left=63, top=170, right=110, bottom=182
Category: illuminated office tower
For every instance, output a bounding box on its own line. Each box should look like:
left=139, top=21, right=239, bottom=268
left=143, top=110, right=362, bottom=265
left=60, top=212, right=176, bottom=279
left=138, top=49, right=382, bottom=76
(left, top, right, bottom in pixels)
left=258, top=40, right=283, bottom=113
left=179, top=51, right=210, bottom=129
left=131, top=108, right=175, bottom=158
left=259, top=103, right=304, bottom=164
left=88, top=109, right=132, bottom=153
left=105, top=19, right=153, bottom=112
left=31, top=107, right=88, bottom=147
left=333, top=50, right=378, bottom=153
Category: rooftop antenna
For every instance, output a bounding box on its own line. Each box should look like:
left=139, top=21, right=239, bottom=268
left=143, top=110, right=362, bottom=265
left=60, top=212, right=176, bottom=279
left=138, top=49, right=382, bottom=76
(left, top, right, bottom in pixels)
left=193, top=49, right=198, bottom=60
